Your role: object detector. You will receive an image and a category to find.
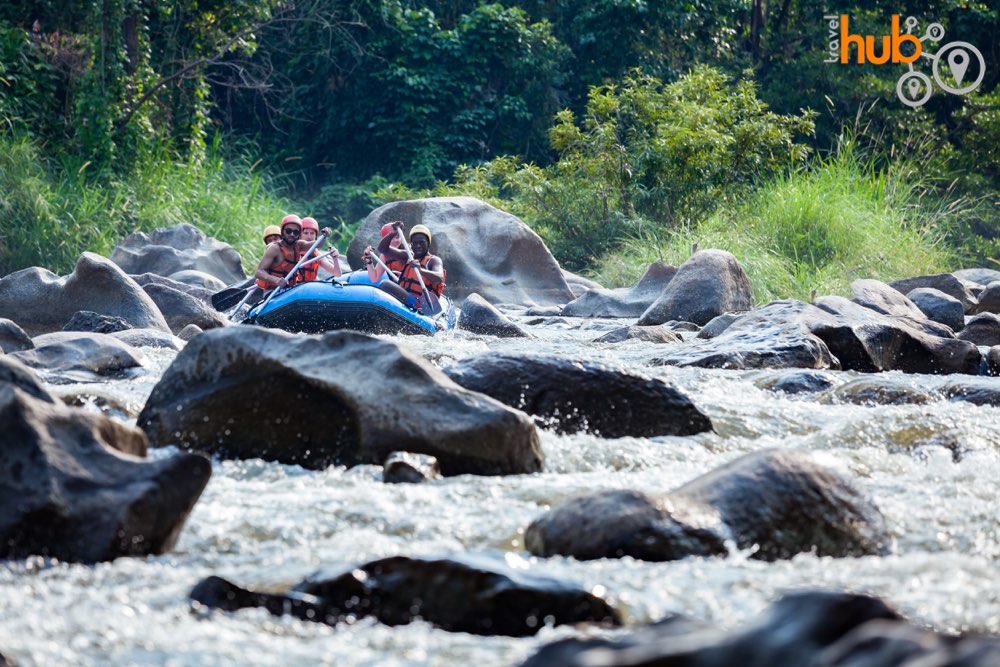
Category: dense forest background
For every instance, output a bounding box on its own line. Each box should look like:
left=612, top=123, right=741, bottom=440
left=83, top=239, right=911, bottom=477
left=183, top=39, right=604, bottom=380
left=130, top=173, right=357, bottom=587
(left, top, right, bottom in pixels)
left=1, top=0, right=998, bottom=300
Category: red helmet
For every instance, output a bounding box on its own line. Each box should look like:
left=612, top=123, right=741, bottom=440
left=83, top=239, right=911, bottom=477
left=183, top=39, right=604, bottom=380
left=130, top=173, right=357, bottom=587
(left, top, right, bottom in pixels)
left=280, top=214, right=302, bottom=230
left=301, top=217, right=319, bottom=232
left=380, top=223, right=394, bottom=238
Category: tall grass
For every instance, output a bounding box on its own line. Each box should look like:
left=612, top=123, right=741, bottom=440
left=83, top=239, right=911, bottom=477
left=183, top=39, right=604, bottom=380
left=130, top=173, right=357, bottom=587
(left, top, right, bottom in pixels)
left=0, top=131, right=295, bottom=278
left=593, top=145, right=963, bottom=303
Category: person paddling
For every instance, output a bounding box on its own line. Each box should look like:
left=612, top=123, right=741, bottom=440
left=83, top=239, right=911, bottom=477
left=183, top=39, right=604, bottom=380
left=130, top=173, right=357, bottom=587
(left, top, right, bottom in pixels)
left=375, top=221, right=445, bottom=312
left=295, top=217, right=341, bottom=282
left=362, top=222, right=404, bottom=283
left=254, top=214, right=304, bottom=290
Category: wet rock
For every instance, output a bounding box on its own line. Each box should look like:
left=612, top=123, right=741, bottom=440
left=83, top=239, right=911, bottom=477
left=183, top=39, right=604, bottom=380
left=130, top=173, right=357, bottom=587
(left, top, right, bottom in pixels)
left=697, top=312, right=743, bottom=339
left=62, top=310, right=133, bottom=334
left=757, top=370, right=839, bottom=395
left=638, top=250, right=752, bottom=326
left=0, top=318, right=33, bottom=353
left=138, top=327, right=542, bottom=475
left=987, top=347, right=1000, bottom=376
left=593, top=326, right=682, bottom=344
left=656, top=301, right=841, bottom=371
left=12, top=332, right=145, bottom=383
left=0, top=356, right=55, bottom=403
left=141, top=282, right=228, bottom=334
left=443, top=353, right=712, bottom=438
left=939, top=379, right=1000, bottom=407
left=0, top=385, right=210, bottom=562
left=954, top=267, right=1000, bottom=287
left=890, top=273, right=978, bottom=313
left=563, top=263, right=677, bottom=318
left=905, top=288, right=964, bottom=332
left=957, top=312, right=1000, bottom=347
left=383, top=451, right=441, bottom=484
left=108, top=328, right=184, bottom=350
left=667, top=321, right=701, bottom=332
left=111, top=223, right=245, bottom=284
left=457, top=293, right=533, bottom=338
left=850, top=279, right=928, bottom=321
left=191, top=554, right=620, bottom=637
left=828, top=378, right=937, bottom=406
left=177, top=324, right=203, bottom=341
left=168, top=269, right=227, bottom=292
left=973, top=281, right=1000, bottom=314
left=561, top=270, right=602, bottom=298
left=131, top=272, right=215, bottom=304
left=525, top=305, right=562, bottom=317
left=0, top=253, right=170, bottom=336
left=348, top=197, right=575, bottom=307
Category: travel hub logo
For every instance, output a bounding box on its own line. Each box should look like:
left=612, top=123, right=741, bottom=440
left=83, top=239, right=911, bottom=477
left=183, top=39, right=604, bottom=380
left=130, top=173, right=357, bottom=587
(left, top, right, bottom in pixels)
left=825, top=14, right=985, bottom=108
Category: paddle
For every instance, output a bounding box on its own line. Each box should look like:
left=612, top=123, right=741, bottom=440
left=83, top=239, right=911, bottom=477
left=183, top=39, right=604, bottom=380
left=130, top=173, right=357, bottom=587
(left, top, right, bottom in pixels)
left=253, top=233, right=329, bottom=315
left=211, top=277, right=257, bottom=311
left=228, top=285, right=262, bottom=321
left=368, top=251, right=400, bottom=282
left=397, top=229, right=443, bottom=317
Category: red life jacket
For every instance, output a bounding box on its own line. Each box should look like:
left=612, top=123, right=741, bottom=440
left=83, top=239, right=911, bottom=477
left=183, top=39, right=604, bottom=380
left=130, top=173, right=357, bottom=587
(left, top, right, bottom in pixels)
left=398, top=254, right=445, bottom=301
left=256, top=242, right=300, bottom=289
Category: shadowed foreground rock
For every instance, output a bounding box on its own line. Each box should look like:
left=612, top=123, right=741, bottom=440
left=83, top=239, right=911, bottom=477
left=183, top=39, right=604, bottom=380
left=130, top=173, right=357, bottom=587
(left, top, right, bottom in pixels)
left=444, top=353, right=712, bottom=438
left=0, top=385, right=210, bottom=562
left=521, top=591, right=1000, bottom=667
left=138, top=327, right=542, bottom=475
left=191, top=554, right=620, bottom=637
left=525, top=449, right=890, bottom=562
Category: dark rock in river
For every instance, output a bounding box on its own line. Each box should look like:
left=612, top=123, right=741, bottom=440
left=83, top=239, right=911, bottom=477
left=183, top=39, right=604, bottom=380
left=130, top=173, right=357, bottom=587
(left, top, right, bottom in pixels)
left=939, top=378, right=1000, bottom=407
left=191, top=554, right=620, bottom=637
left=348, top=197, right=575, bottom=307
left=593, top=325, right=682, bottom=344
left=757, top=369, right=840, bottom=395
left=526, top=449, right=890, bottom=562
left=850, top=279, right=929, bottom=321
left=563, top=263, right=677, bottom=318
left=443, top=353, right=712, bottom=438
left=638, top=250, right=752, bottom=326
left=62, top=310, right=133, bottom=334
left=138, top=327, right=542, bottom=475
left=383, top=451, right=441, bottom=483
left=697, top=312, right=743, bottom=339
left=889, top=273, right=979, bottom=314
left=957, top=312, right=1000, bottom=347
left=12, top=332, right=145, bottom=383
left=973, top=281, right=1000, bottom=315
left=457, top=293, right=533, bottom=338
left=0, top=253, right=170, bottom=336
left=0, top=356, right=55, bottom=403
left=0, top=318, right=33, bottom=354
left=0, top=385, right=210, bottom=562
left=140, top=282, right=228, bottom=334
left=987, top=346, right=1000, bottom=376
left=131, top=272, right=216, bottom=304
left=828, top=378, right=937, bottom=406
left=905, top=287, right=965, bottom=332
left=111, top=223, right=245, bottom=285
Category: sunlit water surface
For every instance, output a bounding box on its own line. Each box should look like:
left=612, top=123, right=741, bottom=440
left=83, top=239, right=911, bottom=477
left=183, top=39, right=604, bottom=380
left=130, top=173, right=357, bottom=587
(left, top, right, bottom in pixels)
left=2, top=320, right=1000, bottom=666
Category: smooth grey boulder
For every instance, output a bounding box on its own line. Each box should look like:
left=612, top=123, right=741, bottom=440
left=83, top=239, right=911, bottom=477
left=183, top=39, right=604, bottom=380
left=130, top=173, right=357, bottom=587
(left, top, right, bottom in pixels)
left=526, top=449, right=890, bottom=562
left=0, top=356, right=55, bottom=403
left=563, top=263, right=677, bottom=318
left=108, top=328, right=184, bottom=350
left=192, top=554, right=619, bottom=637
left=131, top=272, right=215, bottom=304
left=638, top=250, right=752, bottom=326
left=141, top=282, right=227, bottom=334
left=168, top=269, right=227, bottom=292
left=383, top=451, right=441, bottom=484
left=12, top=332, right=145, bottom=383
left=957, top=312, right=1000, bottom=347
left=850, top=279, right=928, bottom=321
left=347, top=197, right=575, bottom=306
left=905, top=287, right=964, bottom=332
left=696, top=312, right=743, bottom=339
left=561, top=269, right=602, bottom=298
left=954, top=267, right=1000, bottom=287
left=443, top=353, right=712, bottom=438
left=111, top=223, right=245, bottom=284
left=0, top=318, right=33, bottom=353
left=0, top=253, right=170, bottom=336
left=138, top=327, right=542, bottom=475
left=974, top=281, right=1000, bottom=315
left=593, top=326, right=682, bottom=344
left=62, top=310, right=133, bottom=334
left=457, top=293, right=532, bottom=338
left=890, top=273, right=979, bottom=313
left=0, top=385, right=210, bottom=562
left=656, top=301, right=841, bottom=371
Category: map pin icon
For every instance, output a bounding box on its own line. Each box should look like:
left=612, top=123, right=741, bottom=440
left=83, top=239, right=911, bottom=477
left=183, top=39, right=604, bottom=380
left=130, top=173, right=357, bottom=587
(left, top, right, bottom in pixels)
left=907, top=78, right=921, bottom=99
left=948, top=49, right=969, bottom=85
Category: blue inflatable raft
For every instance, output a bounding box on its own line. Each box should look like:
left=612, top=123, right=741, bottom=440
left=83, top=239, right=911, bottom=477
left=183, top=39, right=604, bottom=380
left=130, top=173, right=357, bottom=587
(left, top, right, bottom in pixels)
left=244, top=271, right=456, bottom=336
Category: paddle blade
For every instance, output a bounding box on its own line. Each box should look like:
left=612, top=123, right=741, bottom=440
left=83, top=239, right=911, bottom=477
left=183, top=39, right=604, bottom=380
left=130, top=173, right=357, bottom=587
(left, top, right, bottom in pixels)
left=212, top=286, right=253, bottom=311
left=422, top=291, right=443, bottom=317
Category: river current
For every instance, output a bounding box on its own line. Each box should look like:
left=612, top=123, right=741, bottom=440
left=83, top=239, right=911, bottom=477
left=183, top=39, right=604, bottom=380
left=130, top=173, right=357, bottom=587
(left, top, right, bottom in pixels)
left=2, top=318, right=999, bottom=666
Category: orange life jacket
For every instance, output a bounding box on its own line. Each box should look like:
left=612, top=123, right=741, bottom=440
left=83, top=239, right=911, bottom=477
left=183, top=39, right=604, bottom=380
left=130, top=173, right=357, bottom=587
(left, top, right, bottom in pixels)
left=398, top=254, right=445, bottom=301
left=382, top=255, right=405, bottom=280
left=256, top=242, right=300, bottom=289
left=295, top=249, right=321, bottom=284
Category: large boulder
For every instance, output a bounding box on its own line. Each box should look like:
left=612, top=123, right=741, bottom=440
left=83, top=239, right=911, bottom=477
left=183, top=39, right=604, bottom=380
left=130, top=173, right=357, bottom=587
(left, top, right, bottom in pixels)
left=457, top=293, right=532, bottom=338
left=974, top=281, right=1000, bottom=315
left=0, top=318, right=33, bottom=353
left=111, top=223, right=245, bottom=284
left=638, top=250, right=752, bottom=326
left=140, top=282, right=228, bottom=334
left=954, top=267, right=1000, bottom=287
left=904, top=287, right=964, bottom=332
left=889, top=273, right=978, bottom=313
left=0, top=253, right=170, bottom=336
left=11, top=332, right=145, bottom=383
left=191, top=554, right=620, bottom=637
left=138, top=327, right=543, bottom=475
left=526, top=449, right=890, bottom=562
left=347, top=197, right=575, bottom=306
left=0, top=385, right=210, bottom=562
left=563, top=263, right=677, bottom=318
left=850, top=279, right=928, bottom=321
left=443, top=353, right=712, bottom=438
left=131, top=273, right=215, bottom=304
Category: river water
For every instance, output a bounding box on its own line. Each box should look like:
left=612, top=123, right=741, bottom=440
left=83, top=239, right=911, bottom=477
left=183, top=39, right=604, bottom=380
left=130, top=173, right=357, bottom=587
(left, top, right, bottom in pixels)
left=2, top=318, right=1000, bottom=666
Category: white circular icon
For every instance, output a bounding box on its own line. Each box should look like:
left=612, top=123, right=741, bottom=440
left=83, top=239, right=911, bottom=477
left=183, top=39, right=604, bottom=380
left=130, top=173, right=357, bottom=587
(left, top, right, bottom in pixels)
left=924, top=23, right=945, bottom=41
left=896, top=71, right=932, bottom=108
left=932, top=41, right=985, bottom=95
